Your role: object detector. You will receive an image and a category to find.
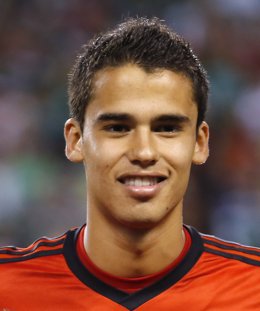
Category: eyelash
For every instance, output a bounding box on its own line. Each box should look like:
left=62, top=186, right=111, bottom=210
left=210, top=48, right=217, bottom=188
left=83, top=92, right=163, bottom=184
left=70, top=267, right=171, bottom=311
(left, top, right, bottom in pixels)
left=103, top=124, right=182, bottom=137
left=103, top=124, right=130, bottom=133
left=153, top=124, right=181, bottom=133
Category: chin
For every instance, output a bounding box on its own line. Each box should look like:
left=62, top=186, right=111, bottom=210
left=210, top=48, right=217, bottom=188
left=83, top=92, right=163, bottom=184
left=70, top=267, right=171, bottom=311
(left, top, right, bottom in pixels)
left=117, top=210, right=169, bottom=230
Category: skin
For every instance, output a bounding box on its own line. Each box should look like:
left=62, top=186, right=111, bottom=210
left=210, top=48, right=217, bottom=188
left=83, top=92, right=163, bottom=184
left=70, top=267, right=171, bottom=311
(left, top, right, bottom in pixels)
left=64, top=64, right=209, bottom=277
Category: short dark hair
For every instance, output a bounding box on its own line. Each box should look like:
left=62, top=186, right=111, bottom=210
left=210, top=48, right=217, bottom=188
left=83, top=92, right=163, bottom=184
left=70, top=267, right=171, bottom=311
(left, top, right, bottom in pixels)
left=68, top=17, right=209, bottom=131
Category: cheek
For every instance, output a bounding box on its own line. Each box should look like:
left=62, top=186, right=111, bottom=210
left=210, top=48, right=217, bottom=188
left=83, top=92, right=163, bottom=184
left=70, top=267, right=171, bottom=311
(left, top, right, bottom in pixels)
left=84, top=139, right=124, bottom=176
left=163, top=139, right=196, bottom=169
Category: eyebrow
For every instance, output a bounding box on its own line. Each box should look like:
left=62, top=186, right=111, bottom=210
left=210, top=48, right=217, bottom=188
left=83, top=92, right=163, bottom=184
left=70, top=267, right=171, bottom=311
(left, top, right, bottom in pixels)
left=95, top=113, right=131, bottom=123
left=95, top=113, right=190, bottom=124
left=154, top=114, right=190, bottom=124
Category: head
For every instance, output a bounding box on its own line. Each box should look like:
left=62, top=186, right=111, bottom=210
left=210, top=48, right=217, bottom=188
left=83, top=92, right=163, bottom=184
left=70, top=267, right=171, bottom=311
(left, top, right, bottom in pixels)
left=65, top=17, right=210, bottom=232
left=68, top=17, right=209, bottom=132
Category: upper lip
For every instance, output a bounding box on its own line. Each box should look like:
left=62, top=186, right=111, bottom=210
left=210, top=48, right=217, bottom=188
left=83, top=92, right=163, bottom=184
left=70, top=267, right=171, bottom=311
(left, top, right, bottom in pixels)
left=117, top=172, right=168, bottom=184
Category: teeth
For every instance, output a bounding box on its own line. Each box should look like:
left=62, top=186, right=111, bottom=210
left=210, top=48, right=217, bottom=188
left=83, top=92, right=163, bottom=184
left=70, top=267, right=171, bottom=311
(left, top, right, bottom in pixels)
left=123, top=177, right=160, bottom=186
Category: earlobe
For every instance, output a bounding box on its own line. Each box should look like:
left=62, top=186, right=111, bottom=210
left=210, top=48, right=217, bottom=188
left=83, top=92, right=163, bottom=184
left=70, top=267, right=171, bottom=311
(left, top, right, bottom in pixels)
left=64, top=118, right=84, bottom=163
left=192, top=121, right=210, bottom=165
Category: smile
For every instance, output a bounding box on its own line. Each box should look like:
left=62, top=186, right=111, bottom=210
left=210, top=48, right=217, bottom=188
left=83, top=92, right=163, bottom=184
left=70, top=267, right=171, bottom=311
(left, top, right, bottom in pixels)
left=117, top=174, right=167, bottom=200
left=119, top=176, right=165, bottom=187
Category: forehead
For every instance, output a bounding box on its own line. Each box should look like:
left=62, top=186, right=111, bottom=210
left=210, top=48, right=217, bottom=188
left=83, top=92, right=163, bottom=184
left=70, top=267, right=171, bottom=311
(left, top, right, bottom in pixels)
left=87, top=64, right=197, bottom=119
left=92, top=64, right=193, bottom=97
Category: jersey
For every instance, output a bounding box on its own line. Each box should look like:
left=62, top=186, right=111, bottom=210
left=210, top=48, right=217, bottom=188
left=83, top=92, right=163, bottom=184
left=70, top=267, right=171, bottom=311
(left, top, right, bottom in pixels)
left=0, top=225, right=260, bottom=310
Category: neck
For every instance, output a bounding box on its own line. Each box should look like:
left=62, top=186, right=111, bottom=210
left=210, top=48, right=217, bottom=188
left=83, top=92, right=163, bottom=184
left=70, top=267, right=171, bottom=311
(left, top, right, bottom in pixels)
left=84, top=204, right=185, bottom=278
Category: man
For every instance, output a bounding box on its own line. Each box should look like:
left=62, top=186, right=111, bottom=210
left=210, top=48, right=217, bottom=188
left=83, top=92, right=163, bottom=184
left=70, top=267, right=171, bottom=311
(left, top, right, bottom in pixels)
left=0, top=17, right=260, bottom=310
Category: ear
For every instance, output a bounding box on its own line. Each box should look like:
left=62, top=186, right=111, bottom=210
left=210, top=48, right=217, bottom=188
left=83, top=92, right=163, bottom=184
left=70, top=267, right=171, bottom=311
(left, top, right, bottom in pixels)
left=192, top=121, right=209, bottom=165
left=64, top=118, right=84, bottom=163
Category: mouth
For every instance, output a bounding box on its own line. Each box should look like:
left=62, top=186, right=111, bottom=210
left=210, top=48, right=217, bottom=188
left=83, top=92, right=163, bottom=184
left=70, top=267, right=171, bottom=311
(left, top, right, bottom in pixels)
left=117, top=174, right=167, bottom=200
left=118, top=176, right=166, bottom=187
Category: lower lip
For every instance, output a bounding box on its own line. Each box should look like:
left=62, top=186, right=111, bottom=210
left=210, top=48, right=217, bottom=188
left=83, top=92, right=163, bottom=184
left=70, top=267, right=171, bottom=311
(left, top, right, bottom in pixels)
left=120, top=181, right=165, bottom=200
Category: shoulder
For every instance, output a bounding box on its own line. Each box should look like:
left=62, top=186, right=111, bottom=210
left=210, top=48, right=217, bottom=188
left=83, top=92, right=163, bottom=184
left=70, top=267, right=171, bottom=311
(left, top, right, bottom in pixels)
left=200, top=231, right=260, bottom=267
left=0, top=228, right=84, bottom=307
left=0, top=229, right=76, bottom=264
left=184, top=228, right=260, bottom=306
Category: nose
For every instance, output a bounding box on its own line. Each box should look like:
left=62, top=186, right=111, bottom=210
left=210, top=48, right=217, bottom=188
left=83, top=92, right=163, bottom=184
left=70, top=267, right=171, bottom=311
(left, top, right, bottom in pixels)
left=128, top=128, right=159, bottom=167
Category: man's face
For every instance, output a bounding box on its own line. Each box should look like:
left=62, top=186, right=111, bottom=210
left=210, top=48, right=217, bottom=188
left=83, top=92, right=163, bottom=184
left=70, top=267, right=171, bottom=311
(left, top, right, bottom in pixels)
left=65, top=64, right=209, bottom=229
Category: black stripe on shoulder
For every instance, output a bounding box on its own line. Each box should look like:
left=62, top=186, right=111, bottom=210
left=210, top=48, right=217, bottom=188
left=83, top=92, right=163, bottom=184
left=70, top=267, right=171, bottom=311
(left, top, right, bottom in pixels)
left=202, top=236, right=260, bottom=257
left=0, top=239, right=65, bottom=256
left=204, top=246, right=260, bottom=267
left=0, top=248, right=63, bottom=264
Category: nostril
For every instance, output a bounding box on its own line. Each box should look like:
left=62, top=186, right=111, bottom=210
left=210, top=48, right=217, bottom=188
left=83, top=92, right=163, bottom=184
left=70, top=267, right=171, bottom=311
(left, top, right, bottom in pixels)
left=131, top=159, right=157, bottom=168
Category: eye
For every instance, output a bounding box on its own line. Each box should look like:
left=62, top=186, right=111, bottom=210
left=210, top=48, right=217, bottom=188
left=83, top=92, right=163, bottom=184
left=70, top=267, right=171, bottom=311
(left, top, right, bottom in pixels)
left=104, top=124, right=130, bottom=133
left=153, top=123, right=181, bottom=133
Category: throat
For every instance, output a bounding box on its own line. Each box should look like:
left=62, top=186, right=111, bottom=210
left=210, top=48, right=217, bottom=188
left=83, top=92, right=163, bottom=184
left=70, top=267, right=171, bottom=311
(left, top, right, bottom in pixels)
left=77, top=225, right=191, bottom=292
left=81, top=222, right=188, bottom=278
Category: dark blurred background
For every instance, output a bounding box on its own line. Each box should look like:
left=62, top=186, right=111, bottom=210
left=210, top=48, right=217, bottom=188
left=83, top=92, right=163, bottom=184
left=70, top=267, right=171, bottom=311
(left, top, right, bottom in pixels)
left=0, top=0, right=259, bottom=247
